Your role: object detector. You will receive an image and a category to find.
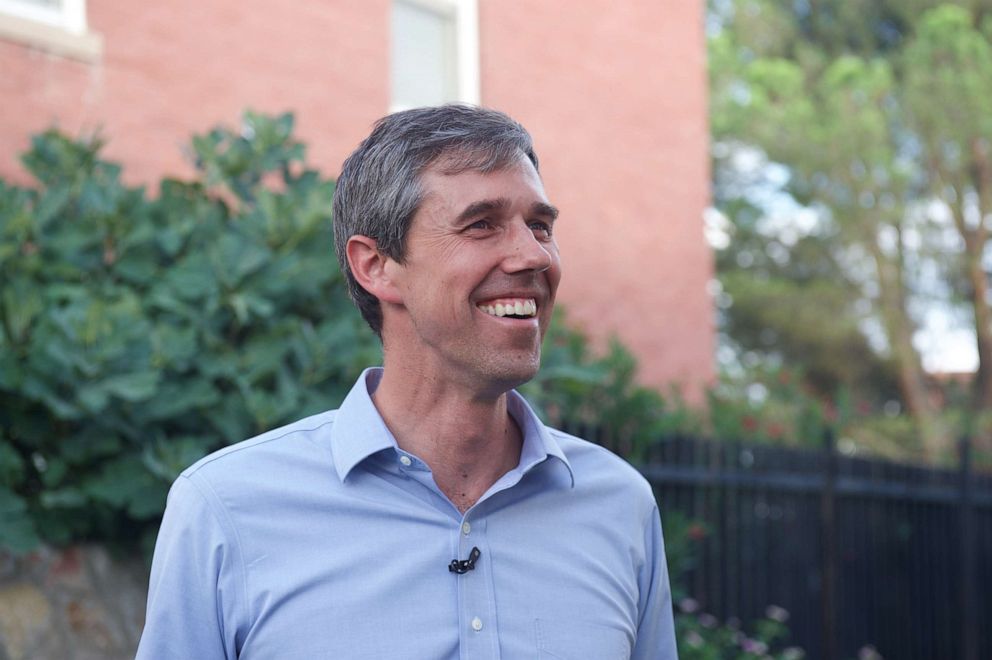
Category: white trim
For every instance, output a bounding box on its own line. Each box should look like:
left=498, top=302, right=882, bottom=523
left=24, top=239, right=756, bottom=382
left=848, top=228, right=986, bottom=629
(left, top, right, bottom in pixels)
left=402, top=0, right=457, bottom=17
left=0, top=0, right=86, bottom=34
left=62, top=0, right=86, bottom=33
left=390, top=0, right=480, bottom=110
left=0, top=0, right=99, bottom=61
left=455, top=0, right=480, bottom=105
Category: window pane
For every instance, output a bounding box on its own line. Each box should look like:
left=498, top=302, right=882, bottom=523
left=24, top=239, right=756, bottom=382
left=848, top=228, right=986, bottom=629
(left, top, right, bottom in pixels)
left=391, top=1, right=457, bottom=108
left=23, top=0, right=62, bottom=7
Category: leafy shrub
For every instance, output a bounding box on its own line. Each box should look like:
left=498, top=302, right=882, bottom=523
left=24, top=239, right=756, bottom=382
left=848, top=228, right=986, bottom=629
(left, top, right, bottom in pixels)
left=0, top=112, right=379, bottom=554
left=520, top=313, right=697, bottom=461
left=656, top=510, right=709, bottom=603
left=707, top=363, right=837, bottom=448
left=675, top=598, right=805, bottom=660
left=664, top=512, right=806, bottom=659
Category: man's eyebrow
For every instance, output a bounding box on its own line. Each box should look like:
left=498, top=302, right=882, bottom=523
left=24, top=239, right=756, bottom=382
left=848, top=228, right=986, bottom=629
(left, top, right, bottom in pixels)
left=530, top=202, right=559, bottom=221
left=456, top=198, right=510, bottom=223
left=455, top=198, right=560, bottom=223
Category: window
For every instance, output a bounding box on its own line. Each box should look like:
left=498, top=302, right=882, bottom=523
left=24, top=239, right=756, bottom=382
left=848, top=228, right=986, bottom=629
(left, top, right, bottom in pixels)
left=1, top=0, right=85, bottom=33
left=0, top=0, right=101, bottom=61
left=390, top=0, right=479, bottom=110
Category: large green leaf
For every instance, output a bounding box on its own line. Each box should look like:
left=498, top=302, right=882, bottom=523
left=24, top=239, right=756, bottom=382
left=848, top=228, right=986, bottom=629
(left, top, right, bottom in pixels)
left=139, top=380, right=220, bottom=421
left=0, top=442, right=24, bottom=486
left=102, top=371, right=161, bottom=402
left=82, top=455, right=167, bottom=519
left=0, top=487, right=40, bottom=554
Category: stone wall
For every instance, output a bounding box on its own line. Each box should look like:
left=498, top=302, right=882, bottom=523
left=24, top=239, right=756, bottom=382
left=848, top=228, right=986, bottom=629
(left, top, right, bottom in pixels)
left=0, top=546, right=147, bottom=660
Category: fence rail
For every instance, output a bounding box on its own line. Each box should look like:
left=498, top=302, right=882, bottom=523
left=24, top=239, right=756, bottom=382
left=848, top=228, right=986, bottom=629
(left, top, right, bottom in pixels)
left=634, top=432, right=992, bottom=660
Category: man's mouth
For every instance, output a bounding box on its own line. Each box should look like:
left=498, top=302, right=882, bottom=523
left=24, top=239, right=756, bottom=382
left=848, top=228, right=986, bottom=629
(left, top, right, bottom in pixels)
left=477, top=298, right=538, bottom=319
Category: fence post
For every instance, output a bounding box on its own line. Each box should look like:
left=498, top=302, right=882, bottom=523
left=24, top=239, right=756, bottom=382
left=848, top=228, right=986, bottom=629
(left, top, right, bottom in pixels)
left=958, top=435, right=977, bottom=660
left=820, top=427, right=838, bottom=660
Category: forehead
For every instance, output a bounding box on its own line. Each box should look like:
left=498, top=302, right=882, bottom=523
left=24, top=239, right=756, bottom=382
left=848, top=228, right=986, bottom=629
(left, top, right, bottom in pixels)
left=416, top=155, right=547, bottom=212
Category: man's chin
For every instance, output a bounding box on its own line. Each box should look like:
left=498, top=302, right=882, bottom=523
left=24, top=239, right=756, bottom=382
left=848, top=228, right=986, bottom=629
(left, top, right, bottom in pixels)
left=479, top=355, right=541, bottom=393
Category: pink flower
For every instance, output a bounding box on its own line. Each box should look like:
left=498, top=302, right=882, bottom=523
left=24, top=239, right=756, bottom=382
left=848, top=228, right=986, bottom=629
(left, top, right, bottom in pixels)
left=765, top=604, right=790, bottom=622
left=741, top=638, right=768, bottom=654
left=857, top=645, right=883, bottom=660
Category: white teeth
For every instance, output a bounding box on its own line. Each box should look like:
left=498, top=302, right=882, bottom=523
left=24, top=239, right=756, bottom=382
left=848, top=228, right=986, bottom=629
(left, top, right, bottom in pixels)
left=478, top=299, right=537, bottom=318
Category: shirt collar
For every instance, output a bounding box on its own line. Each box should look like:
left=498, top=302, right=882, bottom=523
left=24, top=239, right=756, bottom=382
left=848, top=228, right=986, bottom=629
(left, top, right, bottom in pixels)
left=329, top=367, right=574, bottom=487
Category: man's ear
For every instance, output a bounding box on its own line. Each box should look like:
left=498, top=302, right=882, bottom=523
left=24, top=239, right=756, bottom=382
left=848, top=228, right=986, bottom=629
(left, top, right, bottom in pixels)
left=345, top=235, right=404, bottom=305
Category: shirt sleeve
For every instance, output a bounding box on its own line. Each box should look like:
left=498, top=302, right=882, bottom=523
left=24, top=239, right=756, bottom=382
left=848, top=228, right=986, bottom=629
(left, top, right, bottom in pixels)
left=632, top=504, right=679, bottom=660
left=136, top=474, right=246, bottom=660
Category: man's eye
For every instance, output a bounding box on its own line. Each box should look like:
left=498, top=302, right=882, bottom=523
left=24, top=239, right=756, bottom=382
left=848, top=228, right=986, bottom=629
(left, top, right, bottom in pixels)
left=530, top=222, right=553, bottom=238
left=467, top=219, right=493, bottom=231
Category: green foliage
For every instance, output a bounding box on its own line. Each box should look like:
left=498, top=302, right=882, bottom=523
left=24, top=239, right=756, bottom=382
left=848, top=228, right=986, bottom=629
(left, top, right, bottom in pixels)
left=903, top=5, right=992, bottom=158
left=658, top=510, right=709, bottom=602
left=0, top=112, right=380, bottom=554
left=719, top=270, right=901, bottom=403
left=675, top=602, right=803, bottom=660
left=521, top=311, right=700, bottom=461
left=664, top=509, right=805, bottom=659
left=709, top=0, right=992, bottom=456
left=707, top=364, right=835, bottom=447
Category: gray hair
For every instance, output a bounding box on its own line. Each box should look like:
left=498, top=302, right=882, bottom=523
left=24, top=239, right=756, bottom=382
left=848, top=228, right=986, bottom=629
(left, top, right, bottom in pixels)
left=332, top=104, right=539, bottom=336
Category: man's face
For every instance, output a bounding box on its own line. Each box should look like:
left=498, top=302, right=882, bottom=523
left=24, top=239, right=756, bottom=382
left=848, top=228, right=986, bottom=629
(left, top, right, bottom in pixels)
left=383, top=154, right=562, bottom=394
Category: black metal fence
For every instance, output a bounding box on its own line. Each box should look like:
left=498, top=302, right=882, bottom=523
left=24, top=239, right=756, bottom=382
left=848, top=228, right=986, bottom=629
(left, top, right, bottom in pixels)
left=635, top=433, right=992, bottom=660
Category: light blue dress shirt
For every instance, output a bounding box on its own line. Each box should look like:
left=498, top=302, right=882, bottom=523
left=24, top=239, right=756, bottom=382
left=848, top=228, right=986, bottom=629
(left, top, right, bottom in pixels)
left=137, top=368, right=677, bottom=659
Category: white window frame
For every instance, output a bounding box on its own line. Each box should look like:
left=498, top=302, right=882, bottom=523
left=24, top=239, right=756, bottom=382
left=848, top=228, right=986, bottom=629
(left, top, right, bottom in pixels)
left=390, top=0, right=480, bottom=111
left=0, top=0, right=101, bottom=61
left=0, top=0, right=85, bottom=33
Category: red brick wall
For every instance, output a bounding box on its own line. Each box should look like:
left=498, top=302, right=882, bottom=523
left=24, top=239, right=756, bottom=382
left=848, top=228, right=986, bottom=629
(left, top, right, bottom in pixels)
left=0, top=0, right=389, bottom=185
left=1, top=0, right=713, bottom=400
left=480, top=0, right=714, bottom=400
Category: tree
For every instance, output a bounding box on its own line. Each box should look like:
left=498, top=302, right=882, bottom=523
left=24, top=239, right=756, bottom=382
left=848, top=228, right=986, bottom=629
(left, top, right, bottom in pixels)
left=709, top=1, right=992, bottom=456
left=902, top=5, right=992, bottom=408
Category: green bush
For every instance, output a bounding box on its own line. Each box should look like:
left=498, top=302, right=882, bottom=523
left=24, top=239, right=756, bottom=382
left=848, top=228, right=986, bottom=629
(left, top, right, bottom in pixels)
left=706, top=364, right=836, bottom=448
left=520, top=313, right=698, bottom=461
left=664, top=512, right=806, bottom=659
left=675, top=599, right=805, bottom=660
left=0, top=112, right=379, bottom=554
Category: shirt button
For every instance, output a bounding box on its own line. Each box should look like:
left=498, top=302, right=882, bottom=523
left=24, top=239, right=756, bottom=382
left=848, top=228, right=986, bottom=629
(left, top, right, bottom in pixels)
left=399, top=455, right=412, bottom=467
left=471, top=617, right=483, bottom=632
left=461, top=522, right=471, bottom=535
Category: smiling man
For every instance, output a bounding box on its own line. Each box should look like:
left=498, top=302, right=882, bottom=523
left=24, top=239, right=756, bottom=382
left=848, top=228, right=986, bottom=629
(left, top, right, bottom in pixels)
left=137, top=105, right=677, bottom=659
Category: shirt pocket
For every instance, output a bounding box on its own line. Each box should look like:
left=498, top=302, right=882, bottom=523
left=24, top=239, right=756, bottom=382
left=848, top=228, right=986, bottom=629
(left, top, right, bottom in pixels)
left=534, top=618, right=631, bottom=660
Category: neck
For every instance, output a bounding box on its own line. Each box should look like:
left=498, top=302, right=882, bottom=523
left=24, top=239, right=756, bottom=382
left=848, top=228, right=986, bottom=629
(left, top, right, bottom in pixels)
left=372, top=360, right=523, bottom=513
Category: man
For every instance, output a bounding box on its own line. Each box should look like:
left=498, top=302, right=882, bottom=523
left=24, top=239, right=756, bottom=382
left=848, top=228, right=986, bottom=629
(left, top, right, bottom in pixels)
left=137, top=105, right=677, bottom=659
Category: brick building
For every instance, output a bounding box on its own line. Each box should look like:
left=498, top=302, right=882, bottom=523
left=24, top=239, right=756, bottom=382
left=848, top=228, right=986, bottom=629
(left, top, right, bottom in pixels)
left=1, top=0, right=714, bottom=400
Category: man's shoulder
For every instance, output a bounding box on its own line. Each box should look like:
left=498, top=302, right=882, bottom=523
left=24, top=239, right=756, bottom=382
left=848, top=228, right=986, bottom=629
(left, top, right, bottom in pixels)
left=180, top=408, right=339, bottom=481
left=544, top=426, right=656, bottom=504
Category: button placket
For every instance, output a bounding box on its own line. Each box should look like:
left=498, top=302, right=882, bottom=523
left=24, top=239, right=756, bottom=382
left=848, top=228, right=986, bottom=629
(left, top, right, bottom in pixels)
left=456, top=517, right=496, bottom=658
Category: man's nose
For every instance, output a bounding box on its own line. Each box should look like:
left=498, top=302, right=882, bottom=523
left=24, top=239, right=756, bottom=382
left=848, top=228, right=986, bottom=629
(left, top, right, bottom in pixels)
left=502, top=220, right=553, bottom=274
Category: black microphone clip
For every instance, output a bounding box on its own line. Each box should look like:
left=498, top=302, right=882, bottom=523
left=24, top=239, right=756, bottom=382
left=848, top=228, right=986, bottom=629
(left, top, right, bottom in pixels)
left=448, top=546, right=481, bottom=574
